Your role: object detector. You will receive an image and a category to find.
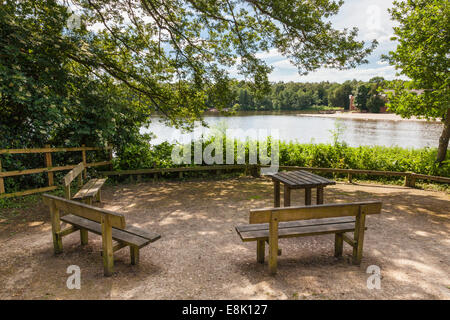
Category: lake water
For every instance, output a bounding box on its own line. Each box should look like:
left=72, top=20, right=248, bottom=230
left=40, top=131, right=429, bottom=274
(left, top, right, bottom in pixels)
left=143, top=113, right=442, bottom=149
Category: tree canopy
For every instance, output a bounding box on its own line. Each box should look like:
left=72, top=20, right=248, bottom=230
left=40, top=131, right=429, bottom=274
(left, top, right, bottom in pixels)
left=1, top=0, right=377, bottom=150
left=383, top=0, right=449, bottom=163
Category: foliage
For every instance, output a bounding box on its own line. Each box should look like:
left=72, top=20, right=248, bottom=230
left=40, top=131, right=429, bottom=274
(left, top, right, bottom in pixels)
left=383, top=0, right=450, bottom=163
left=115, top=138, right=450, bottom=179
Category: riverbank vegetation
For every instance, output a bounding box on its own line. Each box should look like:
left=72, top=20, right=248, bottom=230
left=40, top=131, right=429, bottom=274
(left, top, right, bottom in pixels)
left=224, top=77, right=387, bottom=112
left=114, top=137, right=450, bottom=180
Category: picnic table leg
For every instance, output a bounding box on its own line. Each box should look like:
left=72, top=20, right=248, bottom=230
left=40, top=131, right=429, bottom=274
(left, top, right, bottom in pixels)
left=284, top=185, right=291, bottom=207
left=305, top=188, right=311, bottom=205
left=317, top=187, right=324, bottom=204
left=274, top=180, right=280, bottom=207
left=257, top=240, right=265, bottom=263
left=130, top=245, right=139, bottom=265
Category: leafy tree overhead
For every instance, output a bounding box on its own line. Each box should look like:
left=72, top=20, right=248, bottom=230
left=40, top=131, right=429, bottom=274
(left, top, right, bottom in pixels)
left=1, top=0, right=377, bottom=150
left=384, top=0, right=449, bottom=164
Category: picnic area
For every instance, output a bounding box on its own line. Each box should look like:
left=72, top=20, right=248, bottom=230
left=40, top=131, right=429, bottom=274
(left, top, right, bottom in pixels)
left=0, top=175, right=448, bottom=299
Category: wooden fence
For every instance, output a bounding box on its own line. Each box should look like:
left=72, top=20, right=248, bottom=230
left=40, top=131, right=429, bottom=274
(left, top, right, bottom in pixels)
left=99, top=164, right=450, bottom=187
left=0, top=145, right=112, bottom=199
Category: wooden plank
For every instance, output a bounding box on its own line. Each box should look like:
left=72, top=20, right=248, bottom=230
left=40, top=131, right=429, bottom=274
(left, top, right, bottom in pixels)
left=249, top=201, right=382, bottom=224
left=0, top=186, right=58, bottom=199
left=63, top=162, right=84, bottom=186
left=72, top=179, right=97, bottom=199
left=237, top=217, right=355, bottom=233
left=125, top=225, right=161, bottom=242
left=61, top=214, right=153, bottom=248
left=130, top=245, right=139, bottom=265
left=317, top=187, right=324, bottom=204
left=335, top=233, right=343, bottom=257
left=237, top=222, right=357, bottom=242
left=58, top=225, right=79, bottom=238
left=42, top=194, right=125, bottom=229
left=0, top=162, right=112, bottom=178
left=0, top=158, right=5, bottom=194
left=81, top=144, right=87, bottom=179
left=257, top=240, right=265, bottom=263
left=353, top=208, right=366, bottom=265
left=44, top=144, right=54, bottom=187
left=101, top=214, right=114, bottom=276
left=268, top=212, right=279, bottom=275
left=342, top=233, right=356, bottom=247
left=49, top=200, right=63, bottom=254
left=273, top=180, right=280, bottom=207
left=305, top=188, right=312, bottom=205
left=72, top=178, right=107, bottom=200
left=0, top=146, right=112, bottom=154
left=283, top=185, right=291, bottom=207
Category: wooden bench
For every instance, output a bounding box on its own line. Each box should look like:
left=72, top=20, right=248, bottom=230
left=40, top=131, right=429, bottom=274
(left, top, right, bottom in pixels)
left=63, top=162, right=107, bottom=205
left=236, top=201, right=382, bottom=275
left=42, top=194, right=161, bottom=276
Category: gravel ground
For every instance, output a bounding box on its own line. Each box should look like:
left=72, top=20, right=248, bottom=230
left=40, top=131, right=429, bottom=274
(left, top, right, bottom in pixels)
left=0, top=176, right=449, bottom=300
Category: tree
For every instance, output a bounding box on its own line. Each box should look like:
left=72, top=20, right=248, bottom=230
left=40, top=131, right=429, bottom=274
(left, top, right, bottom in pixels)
left=384, top=0, right=449, bottom=164
left=328, top=83, right=353, bottom=109
left=354, top=84, right=371, bottom=111
left=1, top=0, right=376, bottom=135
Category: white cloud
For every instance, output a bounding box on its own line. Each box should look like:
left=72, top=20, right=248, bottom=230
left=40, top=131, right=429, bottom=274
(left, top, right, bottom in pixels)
left=267, top=61, right=407, bottom=83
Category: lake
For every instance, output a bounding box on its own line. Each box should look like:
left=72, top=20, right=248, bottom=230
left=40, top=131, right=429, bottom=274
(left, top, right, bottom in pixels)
left=143, top=112, right=442, bottom=149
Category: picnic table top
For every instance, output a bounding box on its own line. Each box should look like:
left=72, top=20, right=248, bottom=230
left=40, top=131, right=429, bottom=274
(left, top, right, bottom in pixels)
left=270, top=170, right=336, bottom=188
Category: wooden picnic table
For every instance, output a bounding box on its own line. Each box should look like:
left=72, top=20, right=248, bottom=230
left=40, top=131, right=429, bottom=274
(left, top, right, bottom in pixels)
left=270, top=170, right=336, bottom=207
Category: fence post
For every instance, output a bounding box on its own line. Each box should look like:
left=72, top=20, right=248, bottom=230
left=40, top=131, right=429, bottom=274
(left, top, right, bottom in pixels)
left=81, top=144, right=87, bottom=179
left=0, top=158, right=5, bottom=194
left=44, top=144, right=54, bottom=186
left=347, top=173, right=353, bottom=183
left=404, top=172, right=416, bottom=188
left=108, top=144, right=113, bottom=171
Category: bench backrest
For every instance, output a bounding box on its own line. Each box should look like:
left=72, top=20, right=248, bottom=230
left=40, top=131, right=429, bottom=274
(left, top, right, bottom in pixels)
left=249, top=201, right=382, bottom=224
left=63, top=162, right=85, bottom=199
left=42, top=194, right=126, bottom=229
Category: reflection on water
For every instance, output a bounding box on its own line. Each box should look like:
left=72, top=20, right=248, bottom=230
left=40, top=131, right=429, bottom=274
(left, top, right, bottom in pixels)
left=143, top=114, right=442, bottom=149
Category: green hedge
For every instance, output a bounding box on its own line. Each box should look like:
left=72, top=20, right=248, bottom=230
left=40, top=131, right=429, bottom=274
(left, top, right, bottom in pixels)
left=114, top=138, right=449, bottom=178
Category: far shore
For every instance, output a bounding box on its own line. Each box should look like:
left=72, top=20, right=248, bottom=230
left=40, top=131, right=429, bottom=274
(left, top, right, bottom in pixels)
left=301, top=112, right=440, bottom=123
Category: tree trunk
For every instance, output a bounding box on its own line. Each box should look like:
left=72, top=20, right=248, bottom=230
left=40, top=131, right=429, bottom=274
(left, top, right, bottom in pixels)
left=436, top=108, right=450, bottom=165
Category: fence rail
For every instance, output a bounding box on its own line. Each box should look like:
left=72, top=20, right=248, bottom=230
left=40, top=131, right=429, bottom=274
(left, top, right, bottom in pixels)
left=0, top=146, right=112, bottom=199
left=1, top=159, right=448, bottom=199
left=100, top=164, right=450, bottom=187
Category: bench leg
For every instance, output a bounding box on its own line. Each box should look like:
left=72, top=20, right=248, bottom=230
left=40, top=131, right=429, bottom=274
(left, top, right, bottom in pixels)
left=334, top=233, right=343, bottom=257
left=80, top=229, right=88, bottom=245
left=257, top=240, right=265, bottom=263
left=101, top=215, right=114, bottom=276
left=352, top=212, right=366, bottom=265
left=96, top=191, right=101, bottom=203
left=130, top=245, right=139, bottom=265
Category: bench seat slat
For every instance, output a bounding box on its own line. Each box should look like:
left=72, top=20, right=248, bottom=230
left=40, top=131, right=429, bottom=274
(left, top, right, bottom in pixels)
left=236, top=222, right=356, bottom=242
left=61, top=214, right=159, bottom=248
left=73, top=178, right=107, bottom=200
left=236, top=216, right=355, bottom=233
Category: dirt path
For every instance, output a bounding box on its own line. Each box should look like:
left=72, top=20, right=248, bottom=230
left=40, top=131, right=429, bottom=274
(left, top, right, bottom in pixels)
left=0, top=177, right=449, bottom=299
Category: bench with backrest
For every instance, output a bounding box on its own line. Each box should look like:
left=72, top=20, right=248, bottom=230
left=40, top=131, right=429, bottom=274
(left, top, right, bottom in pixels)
left=42, top=194, right=161, bottom=276
left=236, top=201, right=382, bottom=275
left=64, top=162, right=107, bottom=205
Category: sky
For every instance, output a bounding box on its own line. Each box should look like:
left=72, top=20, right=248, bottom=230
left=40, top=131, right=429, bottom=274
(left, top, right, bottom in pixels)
left=77, top=0, right=406, bottom=84
left=251, top=0, right=406, bottom=83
